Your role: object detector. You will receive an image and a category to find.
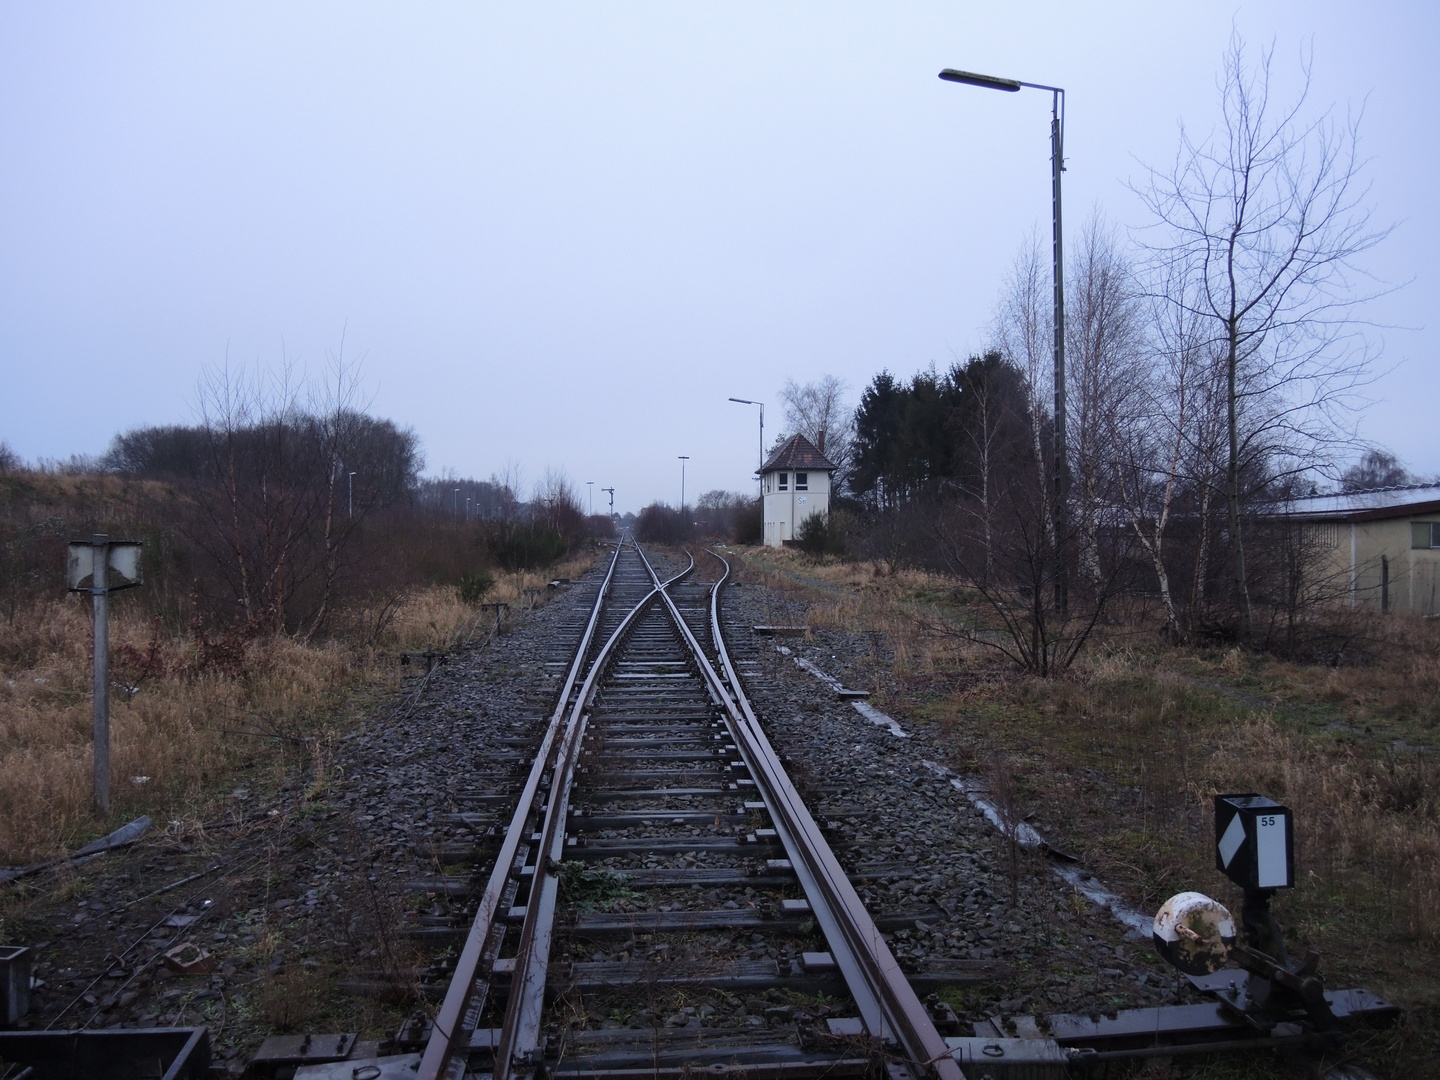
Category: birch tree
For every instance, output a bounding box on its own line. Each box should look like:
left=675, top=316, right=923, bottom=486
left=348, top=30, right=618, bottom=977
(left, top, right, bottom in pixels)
left=992, top=235, right=1054, bottom=519
left=1112, top=262, right=1224, bottom=640
left=1139, top=34, right=1389, bottom=643
left=1067, top=213, right=1145, bottom=592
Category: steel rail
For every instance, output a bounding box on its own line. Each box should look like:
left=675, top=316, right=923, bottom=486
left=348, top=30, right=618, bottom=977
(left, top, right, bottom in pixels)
left=637, top=545, right=964, bottom=1080
left=418, top=539, right=693, bottom=1080
left=417, top=541, right=626, bottom=1080
left=492, top=545, right=696, bottom=1080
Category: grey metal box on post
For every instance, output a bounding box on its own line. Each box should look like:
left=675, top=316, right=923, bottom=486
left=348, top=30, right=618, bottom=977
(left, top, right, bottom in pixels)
left=0, top=945, right=30, bottom=1026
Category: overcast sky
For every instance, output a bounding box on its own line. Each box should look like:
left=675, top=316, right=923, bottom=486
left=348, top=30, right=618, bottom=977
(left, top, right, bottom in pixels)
left=1, top=2, right=1434, bottom=513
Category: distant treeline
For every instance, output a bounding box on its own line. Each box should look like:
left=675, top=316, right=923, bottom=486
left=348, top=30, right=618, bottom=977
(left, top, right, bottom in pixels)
left=1, top=396, right=611, bottom=640
left=632, top=490, right=761, bottom=546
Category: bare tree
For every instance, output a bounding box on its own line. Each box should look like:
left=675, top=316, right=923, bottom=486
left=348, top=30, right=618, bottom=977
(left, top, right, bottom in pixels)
left=992, top=234, right=1054, bottom=520
left=534, top=467, right=585, bottom=537
left=193, top=359, right=296, bottom=631
left=778, top=376, right=854, bottom=488
left=929, top=353, right=1123, bottom=677
left=1067, top=212, right=1145, bottom=592
left=190, top=353, right=417, bottom=636
left=1340, top=449, right=1411, bottom=491
left=1139, top=33, right=1390, bottom=643
left=934, top=477, right=1119, bottom=677
left=304, top=351, right=379, bottom=638
left=492, top=460, right=525, bottom=523
left=1112, top=260, right=1225, bottom=640
left=961, top=363, right=1000, bottom=584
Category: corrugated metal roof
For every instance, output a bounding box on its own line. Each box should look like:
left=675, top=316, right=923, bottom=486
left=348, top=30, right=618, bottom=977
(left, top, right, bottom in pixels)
left=759, top=433, right=837, bottom=473
left=1277, top=483, right=1440, bottom=520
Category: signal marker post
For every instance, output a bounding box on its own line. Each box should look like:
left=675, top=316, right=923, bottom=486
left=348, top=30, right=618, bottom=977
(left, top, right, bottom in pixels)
left=1215, top=793, right=1295, bottom=963
left=66, top=534, right=143, bottom=815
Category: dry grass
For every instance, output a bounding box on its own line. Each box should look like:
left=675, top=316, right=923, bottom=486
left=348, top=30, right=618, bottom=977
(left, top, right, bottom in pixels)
left=0, top=550, right=596, bottom=865
left=1212, top=716, right=1440, bottom=947
left=0, top=597, right=353, bottom=863
left=735, top=546, right=978, bottom=679
left=725, top=544, right=1439, bottom=1071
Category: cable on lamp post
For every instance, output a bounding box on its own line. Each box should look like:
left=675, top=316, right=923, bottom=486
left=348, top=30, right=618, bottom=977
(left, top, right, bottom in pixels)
left=728, top=398, right=765, bottom=500
left=939, top=66, right=1070, bottom=617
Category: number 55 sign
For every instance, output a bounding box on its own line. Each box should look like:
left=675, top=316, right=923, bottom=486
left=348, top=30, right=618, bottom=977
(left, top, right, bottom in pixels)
left=1214, top=793, right=1294, bottom=891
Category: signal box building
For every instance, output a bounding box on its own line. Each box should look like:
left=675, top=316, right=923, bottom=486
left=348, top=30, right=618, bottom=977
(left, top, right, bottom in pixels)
left=1281, top=484, right=1440, bottom=616
left=759, top=433, right=836, bottom=547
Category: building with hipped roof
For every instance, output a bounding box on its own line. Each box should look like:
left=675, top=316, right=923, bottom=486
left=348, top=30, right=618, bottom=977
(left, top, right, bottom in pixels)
left=758, top=432, right=836, bottom=547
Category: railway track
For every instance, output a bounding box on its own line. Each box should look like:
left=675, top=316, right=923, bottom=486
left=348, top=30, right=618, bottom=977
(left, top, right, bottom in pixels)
left=0, top=535, right=1399, bottom=1079
left=410, top=537, right=962, bottom=1080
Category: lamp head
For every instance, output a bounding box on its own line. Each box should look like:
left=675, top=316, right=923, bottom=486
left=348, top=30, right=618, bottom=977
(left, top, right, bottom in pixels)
left=939, top=68, right=1021, bottom=92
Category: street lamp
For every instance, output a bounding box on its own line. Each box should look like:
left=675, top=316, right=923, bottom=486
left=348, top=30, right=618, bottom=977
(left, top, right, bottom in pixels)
left=678, top=456, right=689, bottom=514
left=728, top=397, right=765, bottom=499
left=587, top=480, right=594, bottom=516
left=348, top=471, right=356, bottom=519
left=939, top=66, right=1070, bottom=616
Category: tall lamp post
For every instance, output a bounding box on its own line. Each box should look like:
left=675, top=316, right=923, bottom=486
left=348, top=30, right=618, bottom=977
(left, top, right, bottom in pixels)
left=678, top=456, right=689, bottom=515
left=348, top=471, right=356, bottom=520
left=727, top=397, right=764, bottom=499
left=587, top=480, right=594, bottom=517
left=939, top=66, right=1069, bottom=616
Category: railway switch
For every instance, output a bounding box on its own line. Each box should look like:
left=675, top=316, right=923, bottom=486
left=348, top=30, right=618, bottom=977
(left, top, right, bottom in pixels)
left=1151, top=891, right=1235, bottom=976
left=1132, top=791, right=1398, bottom=1064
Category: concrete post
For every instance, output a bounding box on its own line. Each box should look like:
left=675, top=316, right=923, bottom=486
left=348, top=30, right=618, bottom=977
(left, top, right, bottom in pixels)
left=91, top=532, right=110, bottom=815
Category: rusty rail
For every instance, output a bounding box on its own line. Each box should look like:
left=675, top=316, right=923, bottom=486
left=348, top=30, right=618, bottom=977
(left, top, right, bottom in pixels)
left=420, top=539, right=963, bottom=1079
left=668, top=546, right=964, bottom=1080
left=417, top=538, right=694, bottom=1080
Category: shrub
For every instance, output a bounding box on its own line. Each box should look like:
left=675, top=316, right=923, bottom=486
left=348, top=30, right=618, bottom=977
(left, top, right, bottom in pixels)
left=457, top=570, right=495, bottom=604
left=635, top=503, right=692, bottom=545
left=732, top=498, right=762, bottom=545
left=796, top=512, right=845, bottom=557
left=489, top=522, right=568, bottom=570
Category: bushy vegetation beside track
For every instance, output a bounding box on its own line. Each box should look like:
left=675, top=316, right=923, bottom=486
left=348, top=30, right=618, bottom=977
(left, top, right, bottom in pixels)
left=734, top=544, right=1440, bottom=1075
left=0, top=467, right=599, bottom=864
